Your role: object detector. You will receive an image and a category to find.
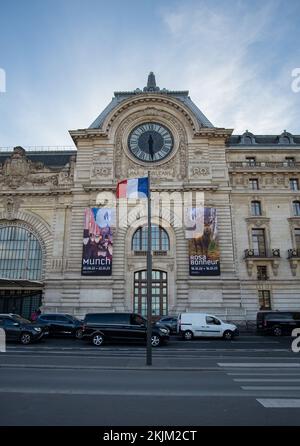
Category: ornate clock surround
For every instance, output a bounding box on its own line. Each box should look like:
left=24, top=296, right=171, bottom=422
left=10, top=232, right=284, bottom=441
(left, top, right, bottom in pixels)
left=115, top=106, right=188, bottom=180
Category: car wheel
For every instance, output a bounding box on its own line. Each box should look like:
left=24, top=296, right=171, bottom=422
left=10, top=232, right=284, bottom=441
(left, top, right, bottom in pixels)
left=183, top=330, right=193, bottom=341
left=151, top=335, right=161, bottom=347
left=75, top=328, right=83, bottom=339
left=92, top=333, right=104, bottom=346
left=273, top=326, right=282, bottom=337
left=20, top=333, right=32, bottom=345
left=223, top=330, right=234, bottom=340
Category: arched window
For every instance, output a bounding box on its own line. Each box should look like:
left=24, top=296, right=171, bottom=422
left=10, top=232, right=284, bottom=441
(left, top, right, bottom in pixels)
left=0, top=226, right=43, bottom=280
left=132, top=225, right=170, bottom=251
left=251, top=201, right=262, bottom=216
left=293, top=201, right=300, bottom=216
left=134, top=270, right=168, bottom=316
left=244, top=136, right=253, bottom=145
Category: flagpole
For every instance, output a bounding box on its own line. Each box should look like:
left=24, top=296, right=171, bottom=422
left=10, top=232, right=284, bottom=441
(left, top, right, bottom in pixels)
left=146, top=170, right=152, bottom=366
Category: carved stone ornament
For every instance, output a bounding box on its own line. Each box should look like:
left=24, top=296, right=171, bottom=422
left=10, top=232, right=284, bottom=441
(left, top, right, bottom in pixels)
left=289, top=259, right=299, bottom=276
left=2, top=196, right=22, bottom=220
left=0, top=146, right=74, bottom=189
left=245, top=217, right=270, bottom=228
left=191, top=166, right=210, bottom=177
left=92, top=166, right=112, bottom=177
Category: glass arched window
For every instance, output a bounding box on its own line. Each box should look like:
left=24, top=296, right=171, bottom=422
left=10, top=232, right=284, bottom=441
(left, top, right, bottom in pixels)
left=293, top=201, right=300, bottom=216
left=132, top=225, right=170, bottom=251
left=251, top=201, right=262, bottom=216
left=0, top=226, right=43, bottom=280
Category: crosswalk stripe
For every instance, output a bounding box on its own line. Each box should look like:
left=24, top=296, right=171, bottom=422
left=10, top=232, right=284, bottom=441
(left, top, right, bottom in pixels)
left=234, top=379, right=300, bottom=383
left=242, top=386, right=300, bottom=390
left=227, top=372, right=300, bottom=376
left=257, top=399, right=300, bottom=408
left=218, top=363, right=300, bottom=368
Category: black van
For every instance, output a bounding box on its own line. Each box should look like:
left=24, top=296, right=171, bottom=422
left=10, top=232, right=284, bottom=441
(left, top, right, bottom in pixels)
left=257, top=310, right=300, bottom=336
left=82, top=312, right=169, bottom=347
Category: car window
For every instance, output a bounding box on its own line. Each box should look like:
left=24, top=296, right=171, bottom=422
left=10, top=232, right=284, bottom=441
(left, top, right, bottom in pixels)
left=206, top=316, right=220, bottom=325
left=266, top=313, right=292, bottom=321
left=131, top=314, right=145, bottom=326
left=40, top=315, right=55, bottom=321
left=56, top=316, right=70, bottom=322
left=85, top=314, right=102, bottom=324
left=85, top=313, right=114, bottom=324
left=14, top=315, right=31, bottom=324
left=5, top=319, right=17, bottom=326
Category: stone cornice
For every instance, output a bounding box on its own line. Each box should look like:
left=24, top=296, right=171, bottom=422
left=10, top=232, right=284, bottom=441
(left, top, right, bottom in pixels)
left=245, top=216, right=270, bottom=224
left=194, top=128, right=233, bottom=138
left=103, top=94, right=199, bottom=134
left=0, top=189, right=73, bottom=196
left=69, top=128, right=108, bottom=143
left=82, top=183, right=219, bottom=192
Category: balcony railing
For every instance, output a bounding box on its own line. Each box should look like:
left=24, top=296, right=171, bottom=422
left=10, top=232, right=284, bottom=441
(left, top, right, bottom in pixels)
left=133, top=250, right=168, bottom=256
left=244, top=248, right=280, bottom=259
left=257, top=273, right=269, bottom=281
left=288, top=248, right=300, bottom=259
left=0, top=146, right=76, bottom=152
left=229, top=161, right=300, bottom=169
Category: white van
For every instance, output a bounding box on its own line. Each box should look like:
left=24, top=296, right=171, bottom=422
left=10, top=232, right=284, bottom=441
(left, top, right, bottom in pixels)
left=177, top=313, right=239, bottom=340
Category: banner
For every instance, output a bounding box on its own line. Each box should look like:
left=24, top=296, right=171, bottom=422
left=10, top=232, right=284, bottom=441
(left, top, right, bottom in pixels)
left=81, top=208, right=114, bottom=276
left=188, top=207, right=220, bottom=276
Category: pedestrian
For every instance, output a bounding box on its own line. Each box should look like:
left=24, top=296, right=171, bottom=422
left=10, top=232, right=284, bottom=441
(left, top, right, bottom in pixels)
left=30, top=309, right=38, bottom=322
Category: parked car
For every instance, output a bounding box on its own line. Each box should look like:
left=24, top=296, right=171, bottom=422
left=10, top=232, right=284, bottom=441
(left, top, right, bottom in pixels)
left=82, top=312, right=169, bottom=347
left=155, top=316, right=178, bottom=334
left=0, top=313, right=48, bottom=345
left=177, top=312, right=239, bottom=340
left=37, top=313, right=83, bottom=339
left=257, top=310, right=300, bottom=336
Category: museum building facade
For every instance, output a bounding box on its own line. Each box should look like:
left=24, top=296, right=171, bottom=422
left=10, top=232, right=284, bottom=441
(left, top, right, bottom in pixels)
left=0, top=73, right=300, bottom=321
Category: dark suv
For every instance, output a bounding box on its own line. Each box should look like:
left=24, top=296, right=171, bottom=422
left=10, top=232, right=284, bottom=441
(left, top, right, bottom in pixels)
left=0, top=313, right=48, bottom=344
left=257, top=310, right=300, bottom=336
left=82, top=312, right=169, bottom=347
left=155, top=316, right=178, bottom=334
left=37, top=313, right=83, bottom=339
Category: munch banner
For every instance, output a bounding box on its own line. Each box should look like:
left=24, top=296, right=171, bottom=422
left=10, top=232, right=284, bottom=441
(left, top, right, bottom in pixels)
left=81, top=208, right=114, bottom=276
left=187, top=207, right=220, bottom=276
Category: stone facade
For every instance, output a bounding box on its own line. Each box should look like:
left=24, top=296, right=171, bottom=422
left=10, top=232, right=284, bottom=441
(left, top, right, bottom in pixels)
left=0, top=76, right=299, bottom=321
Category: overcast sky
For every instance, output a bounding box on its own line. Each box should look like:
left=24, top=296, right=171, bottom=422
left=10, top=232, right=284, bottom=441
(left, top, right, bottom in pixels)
left=0, top=0, right=299, bottom=146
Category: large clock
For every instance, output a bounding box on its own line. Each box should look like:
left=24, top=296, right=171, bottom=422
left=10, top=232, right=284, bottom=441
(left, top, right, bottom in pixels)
left=128, top=122, right=173, bottom=162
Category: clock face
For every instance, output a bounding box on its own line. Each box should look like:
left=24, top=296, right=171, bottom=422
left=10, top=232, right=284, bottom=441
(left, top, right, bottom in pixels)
left=128, top=122, right=173, bottom=162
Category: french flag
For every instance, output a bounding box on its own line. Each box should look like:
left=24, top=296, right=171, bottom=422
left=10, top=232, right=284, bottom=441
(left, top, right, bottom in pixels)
left=116, top=177, right=149, bottom=199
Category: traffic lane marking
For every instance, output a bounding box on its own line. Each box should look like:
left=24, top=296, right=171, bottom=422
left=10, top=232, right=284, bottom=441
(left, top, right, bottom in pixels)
left=257, top=399, right=300, bottom=408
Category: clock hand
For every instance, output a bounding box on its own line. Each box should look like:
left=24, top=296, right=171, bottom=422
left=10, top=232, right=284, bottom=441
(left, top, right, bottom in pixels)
left=148, top=134, right=154, bottom=160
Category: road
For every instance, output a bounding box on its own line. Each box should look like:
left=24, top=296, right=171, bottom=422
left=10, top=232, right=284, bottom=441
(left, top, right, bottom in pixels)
left=0, top=334, right=300, bottom=426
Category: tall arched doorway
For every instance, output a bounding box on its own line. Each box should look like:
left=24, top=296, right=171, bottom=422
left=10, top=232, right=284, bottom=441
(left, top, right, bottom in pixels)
left=134, top=270, right=168, bottom=317
left=0, top=225, right=43, bottom=319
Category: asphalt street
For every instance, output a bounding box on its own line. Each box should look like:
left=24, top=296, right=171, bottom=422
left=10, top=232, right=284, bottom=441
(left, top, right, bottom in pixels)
left=0, top=334, right=300, bottom=426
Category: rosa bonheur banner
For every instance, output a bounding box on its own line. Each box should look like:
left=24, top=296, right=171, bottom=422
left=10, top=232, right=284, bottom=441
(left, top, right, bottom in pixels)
left=81, top=208, right=115, bottom=276
left=187, top=207, right=220, bottom=276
